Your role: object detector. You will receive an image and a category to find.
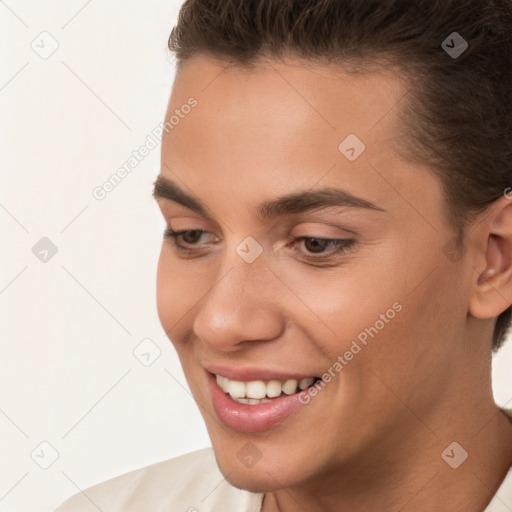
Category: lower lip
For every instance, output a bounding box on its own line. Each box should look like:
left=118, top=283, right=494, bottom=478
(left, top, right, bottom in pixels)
left=208, top=373, right=305, bottom=433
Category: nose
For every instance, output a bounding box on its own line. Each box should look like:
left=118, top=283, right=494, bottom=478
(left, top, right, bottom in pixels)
left=192, top=257, right=285, bottom=352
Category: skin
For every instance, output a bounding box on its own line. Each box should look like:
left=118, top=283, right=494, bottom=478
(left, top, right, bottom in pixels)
left=154, top=54, right=512, bottom=511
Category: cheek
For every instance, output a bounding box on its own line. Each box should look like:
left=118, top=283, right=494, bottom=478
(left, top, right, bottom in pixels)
left=156, top=247, right=191, bottom=343
left=155, top=247, right=219, bottom=353
left=277, top=263, right=403, bottom=354
left=281, top=247, right=453, bottom=385
left=357, top=265, right=468, bottom=413
left=156, top=249, right=170, bottom=328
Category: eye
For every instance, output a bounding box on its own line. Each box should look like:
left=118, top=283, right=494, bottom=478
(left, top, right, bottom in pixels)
left=163, top=228, right=216, bottom=253
left=162, top=228, right=355, bottom=262
left=291, top=236, right=355, bottom=261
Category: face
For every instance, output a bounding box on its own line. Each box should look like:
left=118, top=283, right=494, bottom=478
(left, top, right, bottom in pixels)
left=154, top=55, right=476, bottom=492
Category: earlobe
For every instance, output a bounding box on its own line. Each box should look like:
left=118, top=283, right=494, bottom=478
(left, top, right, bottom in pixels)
left=468, top=197, right=512, bottom=320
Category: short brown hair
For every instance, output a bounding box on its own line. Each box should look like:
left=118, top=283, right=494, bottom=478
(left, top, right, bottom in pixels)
left=168, top=0, right=512, bottom=350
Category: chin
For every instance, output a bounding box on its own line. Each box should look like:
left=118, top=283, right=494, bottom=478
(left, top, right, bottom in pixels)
left=210, top=440, right=309, bottom=494
left=217, top=459, right=293, bottom=494
left=226, top=473, right=282, bottom=494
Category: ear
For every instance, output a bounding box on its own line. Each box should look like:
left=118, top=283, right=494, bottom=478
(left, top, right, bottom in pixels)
left=469, top=194, right=512, bottom=320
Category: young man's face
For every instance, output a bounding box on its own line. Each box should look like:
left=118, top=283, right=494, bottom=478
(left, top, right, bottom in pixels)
left=155, top=55, right=478, bottom=491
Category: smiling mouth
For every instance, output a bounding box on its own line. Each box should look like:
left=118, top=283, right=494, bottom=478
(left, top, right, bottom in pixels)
left=215, top=374, right=321, bottom=405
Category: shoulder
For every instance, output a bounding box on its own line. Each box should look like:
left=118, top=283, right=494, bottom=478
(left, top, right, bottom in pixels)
left=54, top=447, right=263, bottom=512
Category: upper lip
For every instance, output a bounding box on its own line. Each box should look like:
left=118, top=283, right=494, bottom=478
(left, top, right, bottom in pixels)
left=204, top=364, right=318, bottom=382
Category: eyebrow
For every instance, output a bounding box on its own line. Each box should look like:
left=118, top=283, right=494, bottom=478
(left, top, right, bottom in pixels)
left=152, top=174, right=385, bottom=219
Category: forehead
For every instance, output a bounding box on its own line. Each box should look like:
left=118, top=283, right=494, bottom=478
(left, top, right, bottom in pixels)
left=170, top=54, right=407, bottom=138
left=160, top=54, right=443, bottom=227
left=165, top=55, right=409, bottom=173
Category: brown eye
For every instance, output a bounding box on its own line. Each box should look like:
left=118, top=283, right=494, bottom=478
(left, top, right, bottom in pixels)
left=163, top=227, right=355, bottom=263
left=293, top=237, right=356, bottom=261
left=302, top=238, right=330, bottom=253
left=181, top=230, right=205, bottom=244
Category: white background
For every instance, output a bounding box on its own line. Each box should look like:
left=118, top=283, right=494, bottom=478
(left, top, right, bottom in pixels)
left=1, top=2, right=511, bottom=511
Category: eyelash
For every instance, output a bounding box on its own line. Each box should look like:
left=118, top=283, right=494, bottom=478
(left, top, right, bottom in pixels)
left=162, top=227, right=355, bottom=262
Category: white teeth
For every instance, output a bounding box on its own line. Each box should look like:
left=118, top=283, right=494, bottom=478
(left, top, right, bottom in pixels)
left=233, top=397, right=250, bottom=404
left=232, top=397, right=272, bottom=405
left=266, top=380, right=283, bottom=398
left=246, top=380, right=267, bottom=399
left=282, top=379, right=298, bottom=395
left=216, top=374, right=316, bottom=401
left=227, top=380, right=246, bottom=398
